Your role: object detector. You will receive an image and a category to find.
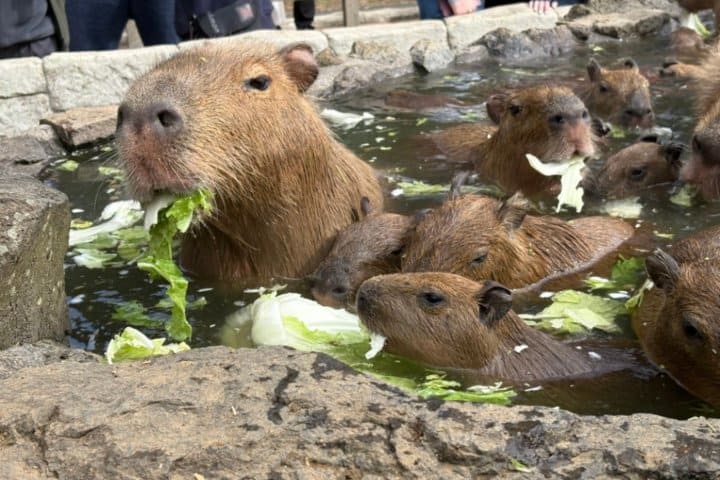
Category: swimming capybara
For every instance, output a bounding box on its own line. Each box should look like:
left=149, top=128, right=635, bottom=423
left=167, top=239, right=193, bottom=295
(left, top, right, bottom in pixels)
left=679, top=46, right=720, bottom=201
left=576, top=58, right=654, bottom=129
left=356, top=272, right=596, bottom=381
left=116, top=42, right=383, bottom=282
left=670, top=27, right=708, bottom=59
left=659, top=59, right=705, bottom=79
left=633, top=225, right=720, bottom=407
left=401, top=192, right=634, bottom=289
left=309, top=197, right=411, bottom=309
left=583, top=135, right=684, bottom=199
left=384, top=89, right=466, bottom=110
left=425, top=85, right=595, bottom=196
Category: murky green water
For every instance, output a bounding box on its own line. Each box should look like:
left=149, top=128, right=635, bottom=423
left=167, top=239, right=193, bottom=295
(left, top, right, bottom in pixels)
left=53, top=37, right=719, bottom=418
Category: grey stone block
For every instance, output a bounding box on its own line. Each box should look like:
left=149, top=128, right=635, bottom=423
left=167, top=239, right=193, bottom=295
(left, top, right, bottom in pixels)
left=324, top=20, right=447, bottom=57
left=0, top=57, right=46, bottom=99
left=41, top=105, right=117, bottom=148
left=43, top=45, right=179, bottom=111
left=179, top=29, right=329, bottom=54
left=410, top=38, right=454, bottom=73
left=0, top=175, right=70, bottom=349
left=0, top=94, right=51, bottom=137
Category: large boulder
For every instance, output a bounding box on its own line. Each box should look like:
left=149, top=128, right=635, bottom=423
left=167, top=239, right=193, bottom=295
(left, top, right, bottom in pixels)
left=0, top=175, right=70, bottom=349
left=0, top=345, right=718, bottom=479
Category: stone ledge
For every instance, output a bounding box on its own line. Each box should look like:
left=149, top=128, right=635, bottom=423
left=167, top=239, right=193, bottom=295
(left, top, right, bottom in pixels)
left=0, top=57, right=46, bottom=99
left=324, top=20, right=448, bottom=57
left=0, top=94, right=51, bottom=137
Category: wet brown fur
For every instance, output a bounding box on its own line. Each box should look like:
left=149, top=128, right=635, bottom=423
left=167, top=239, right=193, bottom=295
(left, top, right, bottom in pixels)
left=310, top=201, right=412, bottom=309
left=633, top=225, right=720, bottom=407
left=357, top=272, right=593, bottom=381
left=117, top=42, right=383, bottom=282
left=402, top=193, right=633, bottom=289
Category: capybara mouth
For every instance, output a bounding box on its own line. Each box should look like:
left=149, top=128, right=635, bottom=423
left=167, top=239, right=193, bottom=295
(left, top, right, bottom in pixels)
left=124, top=161, right=199, bottom=202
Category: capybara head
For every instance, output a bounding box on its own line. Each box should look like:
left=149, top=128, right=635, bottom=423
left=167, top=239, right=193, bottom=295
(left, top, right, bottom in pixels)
left=586, top=135, right=684, bottom=198
left=116, top=42, right=319, bottom=202
left=670, top=27, right=707, bottom=59
left=357, top=272, right=513, bottom=369
left=634, top=247, right=720, bottom=406
left=487, top=85, right=595, bottom=162
left=680, top=46, right=720, bottom=201
left=309, top=198, right=412, bottom=309
left=581, top=58, right=654, bottom=129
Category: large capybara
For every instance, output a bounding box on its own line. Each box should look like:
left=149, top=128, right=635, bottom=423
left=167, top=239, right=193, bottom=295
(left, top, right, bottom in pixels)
left=576, top=58, right=654, bottom=129
left=679, top=46, right=720, bottom=201
left=309, top=197, right=411, bottom=309
left=356, top=272, right=597, bottom=381
left=116, top=42, right=383, bottom=282
left=583, top=135, right=684, bottom=199
left=402, top=192, right=634, bottom=289
left=425, top=85, right=595, bottom=196
left=633, top=225, right=720, bottom=407
left=670, top=27, right=708, bottom=59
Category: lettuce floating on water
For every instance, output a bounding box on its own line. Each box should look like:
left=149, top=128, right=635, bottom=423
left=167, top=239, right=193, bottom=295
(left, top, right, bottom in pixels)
left=670, top=184, right=698, bottom=208
left=680, top=10, right=711, bottom=38
left=584, top=256, right=645, bottom=292
left=138, top=188, right=213, bottom=341
left=600, top=196, right=642, bottom=219
left=626, top=279, right=654, bottom=314
left=520, top=290, right=626, bottom=335
left=68, top=200, right=143, bottom=247
left=320, top=108, right=374, bottom=129
left=56, top=159, right=79, bottom=172
left=526, top=154, right=585, bottom=212
left=415, top=374, right=516, bottom=405
left=105, top=327, right=189, bottom=364
left=391, top=180, right=495, bottom=198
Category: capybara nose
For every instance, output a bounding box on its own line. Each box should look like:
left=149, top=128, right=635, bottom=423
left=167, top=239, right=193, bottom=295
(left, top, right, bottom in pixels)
left=117, top=101, right=184, bottom=137
left=693, top=132, right=720, bottom=165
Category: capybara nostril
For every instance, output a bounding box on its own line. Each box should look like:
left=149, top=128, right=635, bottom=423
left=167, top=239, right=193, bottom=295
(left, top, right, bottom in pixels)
left=331, top=284, right=349, bottom=300
left=150, top=103, right=183, bottom=134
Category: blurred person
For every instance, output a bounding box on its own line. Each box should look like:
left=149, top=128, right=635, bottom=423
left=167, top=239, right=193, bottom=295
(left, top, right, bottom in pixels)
left=65, top=0, right=179, bottom=51
left=175, top=0, right=275, bottom=40
left=293, top=0, right=314, bottom=29
left=0, top=0, right=69, bottom=59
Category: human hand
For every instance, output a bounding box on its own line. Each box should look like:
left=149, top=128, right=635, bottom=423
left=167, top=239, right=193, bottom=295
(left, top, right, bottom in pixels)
left=528, top=0, right=558, bottom=14
left=448, top=0, right=480, bottom=15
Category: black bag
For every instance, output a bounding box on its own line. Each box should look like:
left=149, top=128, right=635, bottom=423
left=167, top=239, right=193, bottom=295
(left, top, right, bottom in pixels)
left=195, top=0, right=263, bottom=37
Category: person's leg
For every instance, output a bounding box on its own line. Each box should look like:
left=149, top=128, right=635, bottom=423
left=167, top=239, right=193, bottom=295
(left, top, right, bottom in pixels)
left=129, top=0, right=179, bottom=46
left=416, top=0, right=443, bottom=19
left=66, top=0, right=128, bottom=50
left=293, top=0, right=315, bottom=29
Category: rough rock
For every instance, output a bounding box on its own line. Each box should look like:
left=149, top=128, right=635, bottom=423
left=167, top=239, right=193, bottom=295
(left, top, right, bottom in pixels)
left=324, top=20, right=447, bottom=57
left=410, top=38, right=454, bottom=73
left=316, top=47, right=344, bottom=67
left=0, top=176, right=69, bottom=350
left=445, top=4, right=560, bottom=52
left=454, top=45, right=492, bottom=66
left=567, top=9, right=673, bottom=39
left=0, top=57, right=46, bottom=99
left=0, top=345, right=719, bottom=479
left=180, top=29, right=329, bottom=54
left=0, top=94, right=51, bottom=137
left=332, top=60, right=414, bottom=97
left=351, top=40, right=408, bottom=64
left=0, top=341, right=100, bottom=380
left=43, top=45, right=179, bottom=111
left=480, top=26, right=580, bottom=63
left=0, top=126, right=64, bottom=177
left=585, top=0, right=683, bottom=16
left=41, top=105, right=117, bottom=148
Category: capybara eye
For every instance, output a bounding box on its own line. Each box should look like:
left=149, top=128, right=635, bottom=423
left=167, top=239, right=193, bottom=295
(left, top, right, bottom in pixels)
left=332, top=286, right=348, bottom=296
left=246, top=75, right=272, bottom=91
left=581, top=110, right=589, bottom=120
left=509, top=105, right=522, bottom=116
left=629, top=168, right=646, bottom=181
left=390, top=247, right=404, bottom=256
left=682, top=315, right=703, bottom=340
left=470, top=253, right=487, bottom=266
left=550, top=114, right=565, bottom=126
left=420, top=291, right=445, bottom=307
left=599, top=83, right=610, bottom=93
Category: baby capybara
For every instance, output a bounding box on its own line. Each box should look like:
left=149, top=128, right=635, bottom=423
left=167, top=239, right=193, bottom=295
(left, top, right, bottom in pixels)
left=357, top=272, right=595, bottom=381
left=309, top=197, right=411, bottom=309
left=426, top=85, right=595, bottom=196
left=679, top=46, right=720, bottom=201
left=576, top=58, right=654, bottom=129
left=583, top=135, right=684, bottom=199
left=116, top=42, right=383, bottom=282
left=402, top=192, right=634, bottom=289
left=633, top=225, right=720, bottom=407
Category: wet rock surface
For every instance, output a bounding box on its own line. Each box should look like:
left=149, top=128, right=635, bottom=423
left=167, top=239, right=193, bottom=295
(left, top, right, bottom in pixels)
left=566, top=9, right=673, bottom=39
left=41, top=105, right=117, bottom=148
left=480, top=26, right=581, bottom=63
left=0, top=176, right=69, bottom=349
left=0, top=344, right=718, bottom=479
left=410, top=39, right=454, bottom=73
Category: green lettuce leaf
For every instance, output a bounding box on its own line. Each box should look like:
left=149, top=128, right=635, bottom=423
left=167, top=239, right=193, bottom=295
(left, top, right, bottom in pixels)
left=105, top=327, right=189, bottom=364
left=520, top=290, right=626, bottom=334
left=584, top=256, right=644, bottom=292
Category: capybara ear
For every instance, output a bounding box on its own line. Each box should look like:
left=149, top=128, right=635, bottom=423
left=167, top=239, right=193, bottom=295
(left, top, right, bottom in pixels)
left=486, top=93, right=508, bottom=124
left=587, top=58, right=603, bottom=82
left=476, top=280, right=512, bottom=325
left=623, top=58, right=640, bottom=71
left=646, top=249, right=680, bottom=291
left=449, top=171, right=470, bottom=199
left=360, top=196, right=372, bottom=217
left=496, top=192, right=529, bottom=231
left=663, top=142, right=686, bottom=173
left=279, top=43, right=319, bottom=93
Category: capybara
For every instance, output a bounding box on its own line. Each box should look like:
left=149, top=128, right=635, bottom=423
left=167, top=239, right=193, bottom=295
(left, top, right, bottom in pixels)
left=357, top=272, right=596, bottom=381
left=576, top=58, right=654, bottom=129
left=659, top=59, right=705, bottom=79
left=583, top=135, right=684, bottom=199
left=679, top=46, right=720, bottom=201
left=309, top=197, right=412, bottom=309
left=670, top=27, right=708, bottom=59
left=633, top=225, right=720, bottom=407
left=402, top=192, right=634, bottom=289
left=384, top=89, right=465, bottom=110
left=116, top=42, right=383, bottom=282
left=425, top=85, right=595, bottom=196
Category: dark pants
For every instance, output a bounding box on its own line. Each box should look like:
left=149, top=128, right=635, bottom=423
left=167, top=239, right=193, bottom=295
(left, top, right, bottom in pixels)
left=0, top=35, right=58, bottom=59
left=66, top=0, right=179, bottom=51
left=293, top=0, right=314, bottom=29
